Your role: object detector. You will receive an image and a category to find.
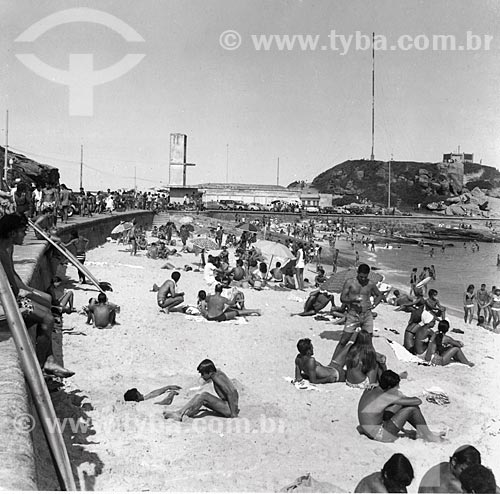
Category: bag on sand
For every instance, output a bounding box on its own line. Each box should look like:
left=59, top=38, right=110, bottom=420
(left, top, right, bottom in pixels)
left=280, top=473, right=342, bottom=493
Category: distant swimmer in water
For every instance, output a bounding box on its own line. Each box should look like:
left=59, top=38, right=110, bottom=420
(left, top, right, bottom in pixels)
left=497, top=254, right=500, bottom=266
left=429, top=248, right=435, bottom=257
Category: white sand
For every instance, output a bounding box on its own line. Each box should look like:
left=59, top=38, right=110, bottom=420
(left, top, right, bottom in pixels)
left=58, top=240, right=500, bottom=492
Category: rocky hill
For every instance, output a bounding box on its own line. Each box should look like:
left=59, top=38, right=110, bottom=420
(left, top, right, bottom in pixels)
left=0, top=146, right=59, bottom=187
left=310, top=159, right=500, bottom=209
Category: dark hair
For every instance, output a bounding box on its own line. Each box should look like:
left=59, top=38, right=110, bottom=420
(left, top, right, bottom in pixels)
left=379, top=370, right=400, bottom=390
left=197, top=359, right=216, bottom=375
left=381, top=453, right=414, bottom=492
left=477, top=316, right=485, bottom=325
left=358, top=263, right=370, bottom=275
left=393, top=290, right=400, bottom=297
left=428, top=289, right=438, bottom=298
left=215, top=284, right=223, bottom=293
left=97, top=293, right=107, bottom=303
left=345, top=330, right=377, bottom=375
left=70, top=230, right=78, bottom=239
left=124, top=388, right=143, bottom=402
left=171, top=271, right=181, bottom=282
left=459, top=465, right=496, bottom=494
left=297, top=338, right=312, bottom=355
left=259, top=262, right=267, bottom=273
left=236, top=259, right=243, bottom=266
left=467, top=284, right=474, bottom=292
left=276, top=262, right=281, bottom=267
left=435, top=319, right=450, bottom=354
left=452, top=445, right=481, bottom=468
left=198, top=290, right=206, bottom=300
left=0, top=213, right=28, bottom=238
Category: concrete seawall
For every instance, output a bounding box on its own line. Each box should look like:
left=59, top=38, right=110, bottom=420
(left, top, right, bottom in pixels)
left=0, top=211, right=153, bottom=490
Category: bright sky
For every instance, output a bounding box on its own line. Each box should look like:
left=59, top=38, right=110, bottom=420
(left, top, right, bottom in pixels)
left=2, top=0, right=500, bottom=191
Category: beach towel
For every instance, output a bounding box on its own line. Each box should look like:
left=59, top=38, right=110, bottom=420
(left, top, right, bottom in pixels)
left=283, top=377, right=322, bottom=391
left=386, top=339, right=428, bottom=364
left=280, top=473, right=343, bottom=493
left=184, top=315, right=248, bottom=325
left=424, top=386, right=450, bottom=406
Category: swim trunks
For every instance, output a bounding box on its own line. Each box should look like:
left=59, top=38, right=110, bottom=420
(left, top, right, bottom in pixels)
left=346, top=376, right=374, bottom=389
left=207, top=313, right=228, bottom=322
left=344, top=310, right=374, bottom=334
left=362, top=422, right=396, bottom=443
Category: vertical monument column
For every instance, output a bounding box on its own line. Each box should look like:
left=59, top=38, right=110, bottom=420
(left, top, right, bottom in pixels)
left=169, top=133, right=195, bottom=186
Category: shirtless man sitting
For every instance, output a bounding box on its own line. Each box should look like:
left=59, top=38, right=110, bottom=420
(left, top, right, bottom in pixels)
left=163, top=359, right=239, bottom=420
left=294, top=337, right=356, bottom=384
left=206, top=283, right=261, bottom=321
left=357, top=370, right=444, bottom=443
left=418, top=445, right=482, bottom=493
left=332, top=264, right=383, bottom=361
left=292, top=289, right=335, bottom=317
left=355, top=453, right=414, bottom=493
left=86, top=292, right=120, bottom=328
left=155, top=271, right=185, bottom=313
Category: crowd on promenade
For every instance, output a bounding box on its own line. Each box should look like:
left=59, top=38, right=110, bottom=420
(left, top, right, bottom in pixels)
left=0, top=201, right=498, bottom=492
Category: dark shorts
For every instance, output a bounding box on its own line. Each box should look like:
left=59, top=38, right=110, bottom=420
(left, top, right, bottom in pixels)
left=207, top=313, right=228, bottom=322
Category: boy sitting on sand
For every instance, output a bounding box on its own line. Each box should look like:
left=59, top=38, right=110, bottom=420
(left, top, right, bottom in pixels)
left=86, top=292, right=120, bottom=329
left=357, top=370, right=444, bottom=443
left=163, top=359, right=239, bottom=420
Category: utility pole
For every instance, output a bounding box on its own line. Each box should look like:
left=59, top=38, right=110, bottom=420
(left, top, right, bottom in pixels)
left=3, top=110, right=9, bottom=189
left=388, top=154, right=393, bottom=209
left=79, top=145, right=83, bottom=190
left=226, top=143, right=229, bottom=183
left=134, top=165, right=137, bottom=192
left=276, top=157, right=280, bottom=186
left=370, top=32, right=375, bottom=162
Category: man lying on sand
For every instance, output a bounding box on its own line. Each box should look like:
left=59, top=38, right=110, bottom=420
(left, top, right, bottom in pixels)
left=154, top=271, right=185, bottom=313
left=294, top=336, right=356, bottom=384
left=354, top=453, right=414, bottom=493
left=124, top=384, right=182, bottom=405
left=418, top=445, right=482, bottom=493
left=357, top=370, right=444, bottom=443
left=163, top=359, right=239, bottom=420
left=86, top=292, right=120, bottom=328
left=291, top=289, right=335, bottom=317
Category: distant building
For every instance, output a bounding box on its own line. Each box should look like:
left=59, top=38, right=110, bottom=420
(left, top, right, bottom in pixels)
left=443, top=152, right=473, bottom=164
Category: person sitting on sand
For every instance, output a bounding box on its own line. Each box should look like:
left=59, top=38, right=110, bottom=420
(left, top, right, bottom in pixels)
left=314, top=267, right=327, bottom=287
left=355, top=453, right=414, bottom=493
left=345, top=330, right=387, bottom=389
left=357, top=370, right=444, bottom=443
left=47, top=276, right=75, bottom=314
left=292, top=289, right=335, bottom=317
left=418, top=445, right=482, bottom=493
left=230, top=259, right=247, bottom=284
left=281, top=260, right=297, bottom=289
left=146, top=242, right=159, bottom=259
left=155, top=271, right=185, bottom=313
left=269, top=262, right=283, bottom=282
left=0, top=214, right=74, bottom=378
left=459, top=465, right=497, bottom=494
left=425, top=320, right=474, bottom=367
left=86, top=292, right=120, bottom=328
left=205, top=283, right=261, bottom=321
left=388, top=289, right=414, bottom=307
left=124, top=384, right=182, bottom=405
left=249, top=262, right=268, bottom=290
left=204, top=255, right=218, bottom=286
left=425, top=289, right=446, bottom=321
left=477, top=315, right=496, bottom=332
left=294, top=336, right=355, bottom=384
left=163, top=359, right=239, bottom=420
left=332, top=264, right=384, bottom=362
left=409, top=315, right=436, bottom=358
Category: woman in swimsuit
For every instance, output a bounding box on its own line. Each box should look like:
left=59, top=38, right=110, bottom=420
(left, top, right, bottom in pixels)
left=345, top=330, right=386, bottom=389
left=463, top=284, right=475, bottom=324
left=490, top=288, right=500, bottom=329
left=425, top=320, right=474, bottom=367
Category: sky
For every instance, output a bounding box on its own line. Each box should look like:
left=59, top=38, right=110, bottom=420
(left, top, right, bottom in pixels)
left=1, top=0, right=500, bottom=191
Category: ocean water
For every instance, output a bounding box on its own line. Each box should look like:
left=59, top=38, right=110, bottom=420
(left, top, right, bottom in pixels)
left=323, top=238, right=500, bottom=317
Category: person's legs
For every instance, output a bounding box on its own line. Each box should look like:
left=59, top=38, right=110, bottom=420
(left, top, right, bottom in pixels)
left=440, top=347, right=474, bottom=366
left=329, top=331, right=358, bottom=368
left=383, top=406, right=443, bottom=442
left=235, top=308, right=261, bottom=316
left=163, top=392, right=231, bottom=420
left=59, top=291, right=74, bottom=313
left=159, top=295, right=184, bottom=312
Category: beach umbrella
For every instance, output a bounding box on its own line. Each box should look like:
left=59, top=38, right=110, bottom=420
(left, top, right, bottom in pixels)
left=320, top=268, right=383, bottom=293
left=237, top=222, right=258, bottom=232
left=192, top=237, right=219, bottom=251
left=179, top=216, right=194, bottom=224
left=253, top=240, right=294, bottom=259
left=111, top=221, right=133, bottom=235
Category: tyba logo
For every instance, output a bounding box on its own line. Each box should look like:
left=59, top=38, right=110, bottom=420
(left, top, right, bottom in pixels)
left=15, top=8, right=146, bottom=116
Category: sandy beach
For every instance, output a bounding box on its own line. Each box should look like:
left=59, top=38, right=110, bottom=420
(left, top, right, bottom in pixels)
left=48, top=227, right=500, bottom=492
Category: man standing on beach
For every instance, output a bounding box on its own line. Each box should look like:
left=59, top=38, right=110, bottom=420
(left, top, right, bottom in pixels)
left=331, top=264, right=383, bottom=361
left=163, top=359, right=239, bottom=420
left=155, top=271, right=185, bottom=312
left=476, top=284, right=491, bottom=323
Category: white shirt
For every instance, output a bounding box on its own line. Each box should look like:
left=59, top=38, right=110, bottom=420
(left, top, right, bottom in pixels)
left=295, top=248, right=305, bottom=269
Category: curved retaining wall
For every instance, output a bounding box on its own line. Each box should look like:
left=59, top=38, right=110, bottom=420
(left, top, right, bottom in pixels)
left=0, top=211, right=153, bottom=490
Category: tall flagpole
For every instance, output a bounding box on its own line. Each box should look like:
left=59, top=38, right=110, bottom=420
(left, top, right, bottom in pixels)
left=226, top=144, right=229, bottom=183
left=370, top=32, right=375, bottom=162
left=79, top=144, right=83, bottom=190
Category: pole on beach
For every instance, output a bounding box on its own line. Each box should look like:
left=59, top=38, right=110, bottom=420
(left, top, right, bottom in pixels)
left=0, top=264, right=76, bottom=491
left=2, top=109, right=9, bottom=190
left=226, top=144, right=229, bottom=184
left=370, top=32, right=375, bottom=162
left=276, top=157, right=280, bottom=186
left=79, top=144, right=83, bottom=190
